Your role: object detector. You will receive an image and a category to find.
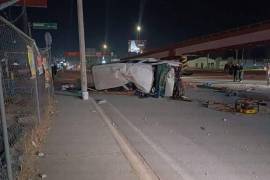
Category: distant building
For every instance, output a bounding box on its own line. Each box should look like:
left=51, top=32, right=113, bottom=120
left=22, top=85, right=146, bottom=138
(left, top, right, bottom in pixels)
left=188, top=57, right=229, bottom=70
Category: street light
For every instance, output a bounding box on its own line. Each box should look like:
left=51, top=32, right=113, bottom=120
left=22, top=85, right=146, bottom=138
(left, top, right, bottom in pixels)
left=136, top=25, right=142, bottom=41
left=102, top=44, right=108, bottom=64
left=137, top=25, right=141, bottom=32
left=103, top=44, right=108, bottom=50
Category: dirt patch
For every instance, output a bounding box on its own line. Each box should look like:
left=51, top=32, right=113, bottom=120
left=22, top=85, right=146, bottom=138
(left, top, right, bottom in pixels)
left=17, top=98, right=55, bottom=180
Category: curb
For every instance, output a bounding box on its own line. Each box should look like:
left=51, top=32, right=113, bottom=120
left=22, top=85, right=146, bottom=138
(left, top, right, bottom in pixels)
left=90, top=97, right=160, bottom=180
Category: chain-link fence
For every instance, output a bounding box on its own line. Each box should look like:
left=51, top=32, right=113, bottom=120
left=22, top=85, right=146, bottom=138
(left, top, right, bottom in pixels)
left=0, top=16, right=53, bottom=179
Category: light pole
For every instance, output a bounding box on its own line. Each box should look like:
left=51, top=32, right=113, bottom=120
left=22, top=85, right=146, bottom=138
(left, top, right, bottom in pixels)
left=77, top=0, right=89, bottom=100
left=102, top=44, right=108, bottom=64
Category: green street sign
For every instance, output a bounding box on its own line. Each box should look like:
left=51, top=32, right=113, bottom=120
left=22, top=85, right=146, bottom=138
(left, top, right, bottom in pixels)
left=32, top=23, right=58, bottom=30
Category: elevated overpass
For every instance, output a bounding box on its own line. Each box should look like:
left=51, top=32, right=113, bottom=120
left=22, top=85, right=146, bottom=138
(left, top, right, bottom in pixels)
left=122, top=21, right=270, bottom=60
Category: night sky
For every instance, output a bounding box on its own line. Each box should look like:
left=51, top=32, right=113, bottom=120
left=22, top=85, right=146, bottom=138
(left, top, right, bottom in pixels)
left=15, top=0, right=270, bottom=57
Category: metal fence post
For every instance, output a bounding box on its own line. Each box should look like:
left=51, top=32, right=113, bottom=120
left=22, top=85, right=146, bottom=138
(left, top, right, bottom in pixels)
left=33, top=53, right=41, bottom=123
left=48, top=47, right=54, bottom=97
left=34, top=76, right=41, bottom=124
left=0, top=65, right=13, bottom=180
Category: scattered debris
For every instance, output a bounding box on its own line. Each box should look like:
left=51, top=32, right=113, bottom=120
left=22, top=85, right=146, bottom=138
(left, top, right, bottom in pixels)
left=258, top=101, right=267, bottom=106
left=225, top=89, right=238, bottom=97
left=212, top=102, right=234, bottom=112
left=203, top=81, right=213, bottom=87
left=61, top=84, right=75, bottom=91
left=112, top=122, right=117, bottom=127
left=96, top=99, right=107, bottom=105
left=235, top=98, right=260, bottom=114
left=201, top=100, right=234, bottom=112
left=180, top=96, right=192, bottom=102
left=202, top=100, right=210, bottom=108
left=197, top=83, right=224, bottom=91
left=39, top=173, right=47, bottom=179
left=36, top=151, right=45, bottom=157
left=246, top=87, right=256, bottom=92
left=31, top=141, right=37, bottom=148
left=200, top=126, right=206, bottom=131
left=88, top=87, right=97, bottom=92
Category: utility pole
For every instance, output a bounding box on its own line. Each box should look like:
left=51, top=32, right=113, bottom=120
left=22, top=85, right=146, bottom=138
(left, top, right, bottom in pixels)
left=22, top=5, right=28, bottom=35
left=77, top=0, right=89, bottom=100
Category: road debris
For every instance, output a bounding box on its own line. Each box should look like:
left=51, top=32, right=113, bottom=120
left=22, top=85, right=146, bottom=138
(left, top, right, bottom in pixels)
left=223, top=118, right=228, bottom=122
left=225, top=89, right=238, bottom=97
left=38, top=173, right=47, bottom=179
left=36, top=151, right=45, bottom=157
left=200, top=126, right=206, bottom=131
left=61, top=84, right=75, bottom=91
left=235, top=98, right=260, bottom=114
left=201, top=100, right=234, bottom=112
left=245, top=87, right=256, bottom=92
left=96, top=99, right=107, bottom=105
left=180, top=95, right=192, bottom=102
left=31, top=141, right=37, bottom=148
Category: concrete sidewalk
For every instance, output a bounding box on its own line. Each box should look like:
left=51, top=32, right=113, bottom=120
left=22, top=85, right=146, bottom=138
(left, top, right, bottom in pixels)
left=37, top=95, right=137, bottom=180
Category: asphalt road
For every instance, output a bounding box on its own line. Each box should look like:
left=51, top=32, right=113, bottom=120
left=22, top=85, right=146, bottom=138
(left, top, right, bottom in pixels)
left=94, top=88, right=270, bottom=180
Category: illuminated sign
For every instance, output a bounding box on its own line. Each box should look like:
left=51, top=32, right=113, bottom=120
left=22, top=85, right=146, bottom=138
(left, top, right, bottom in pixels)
left=128, top=40, right=146, bottom=54
left=33, top=23, right=57, bottom=30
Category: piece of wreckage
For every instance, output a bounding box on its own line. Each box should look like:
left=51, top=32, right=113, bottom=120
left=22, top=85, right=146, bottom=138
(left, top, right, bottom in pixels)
left=92, top=58, right=191, bottom=101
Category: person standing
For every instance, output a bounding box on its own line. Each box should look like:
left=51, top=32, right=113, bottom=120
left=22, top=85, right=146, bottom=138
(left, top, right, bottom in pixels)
left=224, top=63, right=229, bottom=73
left=239, top=63, right=244, bottom=82
left=173, top=64, right=184, bottom=99
left=266, top=63, right=270, bottom=86
left=232, top=64, right=237, bottom=82
left=235, top=64, right=240, bottom=82
left=51, top=63, right=58, bottom=81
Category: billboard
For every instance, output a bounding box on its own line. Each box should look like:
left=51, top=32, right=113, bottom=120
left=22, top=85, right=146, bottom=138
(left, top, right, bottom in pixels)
left=64, top=51, right=80, bottom=57
left=0, top=0, right=47, bottom=7
left=128, top=40, right=146, bottom=54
